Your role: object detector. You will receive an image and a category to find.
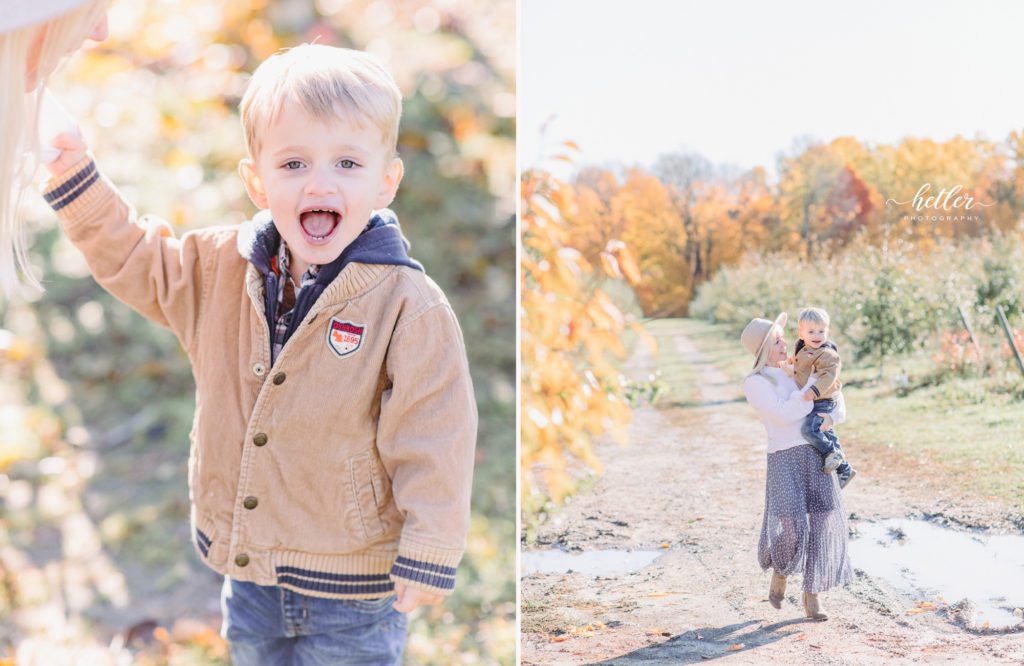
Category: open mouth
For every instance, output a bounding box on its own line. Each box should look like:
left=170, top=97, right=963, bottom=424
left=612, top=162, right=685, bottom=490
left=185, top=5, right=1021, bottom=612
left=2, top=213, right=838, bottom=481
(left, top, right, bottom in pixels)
left=299, top=208, right=340, bottom=244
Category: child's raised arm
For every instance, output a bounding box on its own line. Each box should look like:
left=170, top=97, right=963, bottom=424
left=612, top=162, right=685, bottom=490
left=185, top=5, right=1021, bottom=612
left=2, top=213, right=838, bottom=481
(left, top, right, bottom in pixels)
left=42, top=140, right=213, bottom=353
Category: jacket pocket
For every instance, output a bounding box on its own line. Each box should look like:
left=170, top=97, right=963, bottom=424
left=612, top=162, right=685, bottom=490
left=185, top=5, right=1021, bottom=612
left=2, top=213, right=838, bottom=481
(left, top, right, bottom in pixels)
left=348, top=452, right=387, bottom=541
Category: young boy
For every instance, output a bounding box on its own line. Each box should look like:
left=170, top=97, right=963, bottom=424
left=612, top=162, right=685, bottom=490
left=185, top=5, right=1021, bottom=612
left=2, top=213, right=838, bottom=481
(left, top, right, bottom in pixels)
left=43, top=44, right=477, bottom=664
left=791, top=307, right=856, bottom=489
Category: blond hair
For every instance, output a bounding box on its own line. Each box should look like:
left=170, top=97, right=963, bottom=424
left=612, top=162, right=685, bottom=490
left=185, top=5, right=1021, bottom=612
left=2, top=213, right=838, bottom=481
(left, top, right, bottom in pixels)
left=0, top=0, right=106, bottom=295
left=798, top=307, right=830, bottom=328
left=746, top=323, right=783, bottom=385
left=239, top=44, right=402, bottom=161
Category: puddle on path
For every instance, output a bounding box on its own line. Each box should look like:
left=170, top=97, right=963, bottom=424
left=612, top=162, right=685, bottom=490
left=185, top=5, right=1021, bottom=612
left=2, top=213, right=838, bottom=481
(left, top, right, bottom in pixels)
left=520, top=548, right=663, bottom=577
left=850, top=518, right=1024, bottom=629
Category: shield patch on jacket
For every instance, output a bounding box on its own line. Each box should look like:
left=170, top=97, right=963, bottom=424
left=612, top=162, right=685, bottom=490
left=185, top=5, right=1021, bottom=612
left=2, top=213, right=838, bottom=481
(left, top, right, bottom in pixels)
left=327, top=318, right=365, bottom=358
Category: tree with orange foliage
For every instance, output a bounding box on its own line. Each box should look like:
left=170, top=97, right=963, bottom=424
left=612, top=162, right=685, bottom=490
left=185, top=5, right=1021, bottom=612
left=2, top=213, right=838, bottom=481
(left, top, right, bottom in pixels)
left=571, top=167, right=623, bottom=263
left=609, top=169, right=688, bottom=316
left=520, top=162, right=648, bottom=519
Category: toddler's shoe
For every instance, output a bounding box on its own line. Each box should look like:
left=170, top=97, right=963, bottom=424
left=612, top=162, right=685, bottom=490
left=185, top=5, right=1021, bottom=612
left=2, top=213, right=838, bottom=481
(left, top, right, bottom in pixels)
left=823, top=450, right=845, bottom=473
left=838, top=467, right=857, bottom=489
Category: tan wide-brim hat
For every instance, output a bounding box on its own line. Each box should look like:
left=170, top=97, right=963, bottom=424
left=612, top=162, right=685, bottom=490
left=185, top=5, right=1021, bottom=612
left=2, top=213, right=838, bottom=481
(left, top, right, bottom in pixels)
left=740, top=312, right=787, bottom=358
left=0, top=0, right=95, bottom=34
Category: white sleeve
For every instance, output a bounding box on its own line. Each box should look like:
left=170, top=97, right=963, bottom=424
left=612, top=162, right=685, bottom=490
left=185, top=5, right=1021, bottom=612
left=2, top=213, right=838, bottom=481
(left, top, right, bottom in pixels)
left=742, top=374, right=813, bottom=425
left=829, top=391, right=847, bottom=426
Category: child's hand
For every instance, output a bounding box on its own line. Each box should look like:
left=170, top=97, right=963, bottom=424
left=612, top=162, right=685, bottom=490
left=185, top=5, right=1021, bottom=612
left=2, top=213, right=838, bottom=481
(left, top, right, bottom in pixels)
left=392, top=581, right=443, bottom=613
left=780, top=361, right=795, bottom=377
left=802, top=389, right=814, bottom=402
left=45, top=132, right=88, bottom=178
left=817, top=413, right=834, bottom=431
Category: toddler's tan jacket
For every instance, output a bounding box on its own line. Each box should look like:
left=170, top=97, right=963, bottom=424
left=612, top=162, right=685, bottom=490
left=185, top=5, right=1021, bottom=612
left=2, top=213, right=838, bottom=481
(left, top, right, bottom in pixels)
left=793, top=341, right=842, bottom=400
left=43, top=158, right=477, bottom=599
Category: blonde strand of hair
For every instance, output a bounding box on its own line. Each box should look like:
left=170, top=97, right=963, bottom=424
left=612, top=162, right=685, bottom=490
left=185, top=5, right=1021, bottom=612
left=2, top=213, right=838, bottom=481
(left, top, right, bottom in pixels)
left=0, top=0, right=106, bottom=296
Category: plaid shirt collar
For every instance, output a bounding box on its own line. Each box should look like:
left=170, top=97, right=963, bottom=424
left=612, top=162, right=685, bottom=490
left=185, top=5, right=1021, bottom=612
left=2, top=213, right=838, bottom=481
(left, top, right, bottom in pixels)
left=271, top=240, right=319, bottom=364
left=276, top=239, right=319, bottom=295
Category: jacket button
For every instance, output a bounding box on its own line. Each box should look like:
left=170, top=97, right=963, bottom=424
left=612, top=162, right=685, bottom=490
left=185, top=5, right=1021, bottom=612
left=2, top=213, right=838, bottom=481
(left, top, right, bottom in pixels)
left=273, top=372, right=286, bottom=385
left=252, top=363, right=266, bottom=376
left=253, top=433, right=268, bottom=446
left=235, top=554, right=250, bottom=567
left=243, top=496, right=258, bottom=510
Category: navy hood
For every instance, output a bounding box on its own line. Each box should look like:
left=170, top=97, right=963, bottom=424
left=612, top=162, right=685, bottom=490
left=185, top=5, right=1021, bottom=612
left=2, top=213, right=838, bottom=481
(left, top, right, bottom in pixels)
left=237, top=208, right=424, bottom=354
left=237, top=208, right=423, bottom=277
left=794, top=339, right=838, bottom=356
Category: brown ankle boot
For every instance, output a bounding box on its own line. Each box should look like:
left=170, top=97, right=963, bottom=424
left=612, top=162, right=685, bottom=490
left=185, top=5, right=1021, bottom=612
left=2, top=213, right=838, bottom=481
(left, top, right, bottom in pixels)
left=768, top=572, right=786, bottom=609
left=802, top=591, right=828, bottom=620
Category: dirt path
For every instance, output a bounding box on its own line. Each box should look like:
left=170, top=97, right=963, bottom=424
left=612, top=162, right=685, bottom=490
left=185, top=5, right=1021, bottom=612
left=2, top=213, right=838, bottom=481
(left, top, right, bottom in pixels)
left=520, top=323, right=1024, bottom=665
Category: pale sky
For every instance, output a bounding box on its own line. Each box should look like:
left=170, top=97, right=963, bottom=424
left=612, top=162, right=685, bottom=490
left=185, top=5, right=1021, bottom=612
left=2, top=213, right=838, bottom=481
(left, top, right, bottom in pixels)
left=519, top=0, right=1024, bottom=180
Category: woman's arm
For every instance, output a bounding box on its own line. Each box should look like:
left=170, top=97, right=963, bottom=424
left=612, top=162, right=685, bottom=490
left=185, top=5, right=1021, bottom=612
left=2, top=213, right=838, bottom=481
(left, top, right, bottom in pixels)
left=830, top=391, right=847, bottom=426
left=742, top=373, right=813, bottom=424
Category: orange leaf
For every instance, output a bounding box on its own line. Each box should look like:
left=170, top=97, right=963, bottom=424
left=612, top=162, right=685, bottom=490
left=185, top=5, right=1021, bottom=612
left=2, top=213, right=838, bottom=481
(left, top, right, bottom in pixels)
left=648, top=592, right=669, bottom=597
left=794, top=633, right=807, bottom=641
left=551, top=636, right=571, bottom=642
left=727, top=644, right=744, bottom=651
left=659, top=542, right=670, bottom=548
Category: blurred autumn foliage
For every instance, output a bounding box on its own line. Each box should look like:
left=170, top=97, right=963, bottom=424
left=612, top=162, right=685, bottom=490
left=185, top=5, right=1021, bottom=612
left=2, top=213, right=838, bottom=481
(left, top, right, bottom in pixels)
left=520, top=156, right=650, bottom=525
left=566, top=134, right=1024, bottom=319
left=0, top=0, right=513, bottom=663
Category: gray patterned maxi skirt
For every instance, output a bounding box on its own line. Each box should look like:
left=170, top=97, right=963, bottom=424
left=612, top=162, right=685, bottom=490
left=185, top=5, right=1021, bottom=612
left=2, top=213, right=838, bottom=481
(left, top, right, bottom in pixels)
left=758, top=444, right=853, bottom=593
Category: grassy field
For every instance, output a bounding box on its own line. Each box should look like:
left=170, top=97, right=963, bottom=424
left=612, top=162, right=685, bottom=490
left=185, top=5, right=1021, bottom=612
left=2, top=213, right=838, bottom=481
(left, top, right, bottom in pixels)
left=644, top=318, right=1024, bottom=511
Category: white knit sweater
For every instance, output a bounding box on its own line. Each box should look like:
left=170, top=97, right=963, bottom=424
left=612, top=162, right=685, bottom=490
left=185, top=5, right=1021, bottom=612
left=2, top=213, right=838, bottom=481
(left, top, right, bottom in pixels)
left=742, top=367, right=847, bottom=454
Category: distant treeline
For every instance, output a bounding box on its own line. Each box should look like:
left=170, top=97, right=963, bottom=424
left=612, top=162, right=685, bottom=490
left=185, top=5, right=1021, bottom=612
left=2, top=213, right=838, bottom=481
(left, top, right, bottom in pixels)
left=564, top=133, right=1024, bottom=317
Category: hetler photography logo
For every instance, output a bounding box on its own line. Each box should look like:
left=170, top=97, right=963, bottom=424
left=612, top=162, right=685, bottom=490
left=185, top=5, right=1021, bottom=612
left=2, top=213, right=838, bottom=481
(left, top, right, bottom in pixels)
left=885, top=184, right=995, bottom=223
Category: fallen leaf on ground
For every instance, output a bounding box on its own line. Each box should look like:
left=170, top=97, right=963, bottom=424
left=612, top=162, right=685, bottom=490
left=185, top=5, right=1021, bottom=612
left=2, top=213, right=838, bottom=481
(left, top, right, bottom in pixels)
left=794, top=633, right=807, bottom=641
left=564, top=622, right=605, bottom=637
left=727, top=644, right=744, bottom=651
left=659, top=542, right=670, bottom=548
left=648, top=592, right=670, bottom=597
left=551, top=636, right=571, bottom=643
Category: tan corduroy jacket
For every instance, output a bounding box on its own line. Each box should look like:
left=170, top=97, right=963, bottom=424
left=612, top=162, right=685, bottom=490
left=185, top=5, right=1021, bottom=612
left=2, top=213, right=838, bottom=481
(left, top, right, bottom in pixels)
left=43, top=157, right=477, bottom=599
left=793, top=341, right=842, bottom=400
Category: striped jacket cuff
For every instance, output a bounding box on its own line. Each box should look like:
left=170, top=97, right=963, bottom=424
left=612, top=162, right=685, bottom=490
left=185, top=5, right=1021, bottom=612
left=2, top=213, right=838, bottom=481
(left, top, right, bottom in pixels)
left=389, top=540, right=463, bottom=596
left=41, top=156, right=109, bottom=216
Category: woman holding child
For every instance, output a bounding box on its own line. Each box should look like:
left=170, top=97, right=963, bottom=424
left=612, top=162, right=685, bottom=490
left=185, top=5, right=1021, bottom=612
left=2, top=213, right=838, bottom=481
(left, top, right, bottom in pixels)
left=740, top=311, right=853, bottom=620
left=0, top=0, right=108, bottom=294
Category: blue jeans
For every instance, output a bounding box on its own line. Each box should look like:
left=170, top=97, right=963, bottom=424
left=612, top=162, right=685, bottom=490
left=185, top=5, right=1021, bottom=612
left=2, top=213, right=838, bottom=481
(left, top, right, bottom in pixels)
left=220, top=577, right=408, bottom=666
left=801, top=398, right=852, bottom=477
